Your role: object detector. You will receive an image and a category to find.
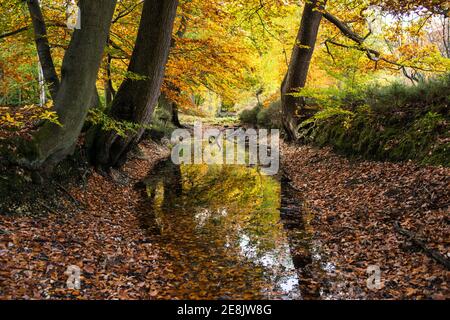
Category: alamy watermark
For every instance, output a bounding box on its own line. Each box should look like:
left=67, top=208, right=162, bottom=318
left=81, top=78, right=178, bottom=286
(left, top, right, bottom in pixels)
left=65, top=265, right=81, bottom=290
left=366, top=265, right=382, bottom=290
left=66, top=0, right=81, bottom=30
left=170, top=122, right=280, bottom=175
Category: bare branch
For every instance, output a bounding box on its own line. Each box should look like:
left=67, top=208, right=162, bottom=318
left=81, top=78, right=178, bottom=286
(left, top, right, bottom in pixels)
left=324, top=39, right=445, bottom=73
left=323, top=11, right=366, bottom=44
left=112, top=0, right=144, bottom=24
left=323, top=11, right=446, bottom=74
left=0, top=26, right=30, bottom=40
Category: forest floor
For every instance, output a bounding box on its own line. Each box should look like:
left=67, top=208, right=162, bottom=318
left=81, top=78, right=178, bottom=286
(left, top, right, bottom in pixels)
left=0, top=138, right=448, bottom=299
left=0, top=140, right=171, bottom=299
left=282, top=143, right=449, bottom=299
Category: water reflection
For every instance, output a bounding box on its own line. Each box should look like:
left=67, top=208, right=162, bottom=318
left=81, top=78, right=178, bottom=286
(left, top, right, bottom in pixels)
left=140, top=160, right=306, bottom=299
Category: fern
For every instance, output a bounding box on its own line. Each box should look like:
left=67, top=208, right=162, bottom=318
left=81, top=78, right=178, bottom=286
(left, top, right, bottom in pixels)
left=87, top=109, right=152, bottom=138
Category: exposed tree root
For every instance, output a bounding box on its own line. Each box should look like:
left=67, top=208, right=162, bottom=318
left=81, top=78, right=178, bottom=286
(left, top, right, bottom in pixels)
left=394, top=221, right=450, bottom=270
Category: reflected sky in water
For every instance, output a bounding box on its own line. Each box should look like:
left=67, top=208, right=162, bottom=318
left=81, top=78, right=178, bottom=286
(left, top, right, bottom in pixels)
left=141, top=160, right=305, bottom=299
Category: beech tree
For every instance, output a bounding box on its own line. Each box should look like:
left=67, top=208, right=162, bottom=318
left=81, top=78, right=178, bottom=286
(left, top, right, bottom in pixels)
left=89, top=0, right=179, bottom=169
left=281, top=0, right=449, bottom=140
left=26, top=0, right=60, bottom=100
left=281, top=0, right=326, bottom=140
left=20, top=0, right=117, bottom=169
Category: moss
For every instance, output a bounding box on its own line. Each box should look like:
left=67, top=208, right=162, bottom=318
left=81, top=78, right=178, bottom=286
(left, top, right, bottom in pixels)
left=423, top=141, right=450, bottom=166
left=302, top=74, right=450, bottom=166
left=310, top=107, right=449, bottom=166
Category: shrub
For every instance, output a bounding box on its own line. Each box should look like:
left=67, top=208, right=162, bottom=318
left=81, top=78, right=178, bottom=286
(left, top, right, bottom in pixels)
left=257, top=100, right=282, bottom=129
left=148, top=104, right=176, bottom=139
left=239, top=104, right=261, bottom=126
left=239, top=100, right=282, bottom=129
left=301, top=74, right=450, bottom=166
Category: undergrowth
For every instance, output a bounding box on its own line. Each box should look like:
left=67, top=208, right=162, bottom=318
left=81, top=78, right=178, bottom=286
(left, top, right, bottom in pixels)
left=299, top=75, right=450, bottom=166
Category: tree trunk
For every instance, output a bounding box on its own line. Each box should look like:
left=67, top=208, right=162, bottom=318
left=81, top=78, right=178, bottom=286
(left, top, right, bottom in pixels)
left=104, top=50, right=116, bottom=107
left=281, top=0, right=326, bottom=140
left=171, top=102, right=182, bottom=128
left=160, top=11, right=188, bottom=129
left=21, top=0, right=117, bottom=169
left=89, top=0, right=179, bottom=168
left=159, top=92, right=182, bottom=127
left=27, top=0, right=60, bottom=100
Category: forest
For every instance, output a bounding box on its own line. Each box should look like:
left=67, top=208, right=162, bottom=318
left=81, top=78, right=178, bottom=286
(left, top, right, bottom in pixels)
left=0, top=0, right=449, bottom=301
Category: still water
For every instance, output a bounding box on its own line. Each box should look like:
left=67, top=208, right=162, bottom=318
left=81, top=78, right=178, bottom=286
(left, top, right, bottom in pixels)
left=140, top=160, right=328, bottom=300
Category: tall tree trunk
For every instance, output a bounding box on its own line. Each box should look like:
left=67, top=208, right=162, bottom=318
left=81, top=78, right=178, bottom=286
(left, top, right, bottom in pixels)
left=281, top=0, right=326, bottom=140
left=89, top=0, right=179, bottom=168
left=171, top=102, right=182, bottom=128
left=90, top=88, right=101, bottom=110
left=159, top=92, right=182, bottom=127
left=159, top=11, right=188, bottom=129
left=104, top=49, right=116, bottom=107
left=37, top=59, right=46, bottom=106
left=21, top=0, right=117, bottom=169
left=27, top=0, right=60, bottom=100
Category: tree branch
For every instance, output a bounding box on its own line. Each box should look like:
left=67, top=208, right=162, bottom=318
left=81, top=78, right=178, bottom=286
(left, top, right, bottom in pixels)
left=394, top=222, right=450, bottom=270
left=323, top=11, right=366, bottom=44
left=0, top=26, right=31, bottom=40
left=27, top=0, right=60, bottom=100
left=112, top=0, right=144, bottom=24
left=323, top=11, right=446, bottom=74
left=325, top=39, right=444, bottom=73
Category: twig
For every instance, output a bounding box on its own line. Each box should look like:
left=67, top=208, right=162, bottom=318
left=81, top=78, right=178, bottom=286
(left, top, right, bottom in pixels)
left=322, top=11, right=447, bottom=74
left=37, top=200, right=58, bottom=215
left=394, top=221, right=450, bottom=270
left=56, top=182, right=86, bottom=208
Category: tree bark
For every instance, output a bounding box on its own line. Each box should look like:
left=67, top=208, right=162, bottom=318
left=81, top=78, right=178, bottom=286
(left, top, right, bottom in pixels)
left=104, top=48, right=116, bottom=106
left=21, top=0, right=117, bottom=169
left=159, top=92, right=182, bottom=127
left=89, top=0, right=179, bottom=168
left=281, top=0, right=326, bottom=140
left=171, top=102, right=182, bottom=128
left=159, top=11, right=188, bottom=129
left=90, top=88, right=101, bottom=110
left=27, top=0, right=60, bottom=100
